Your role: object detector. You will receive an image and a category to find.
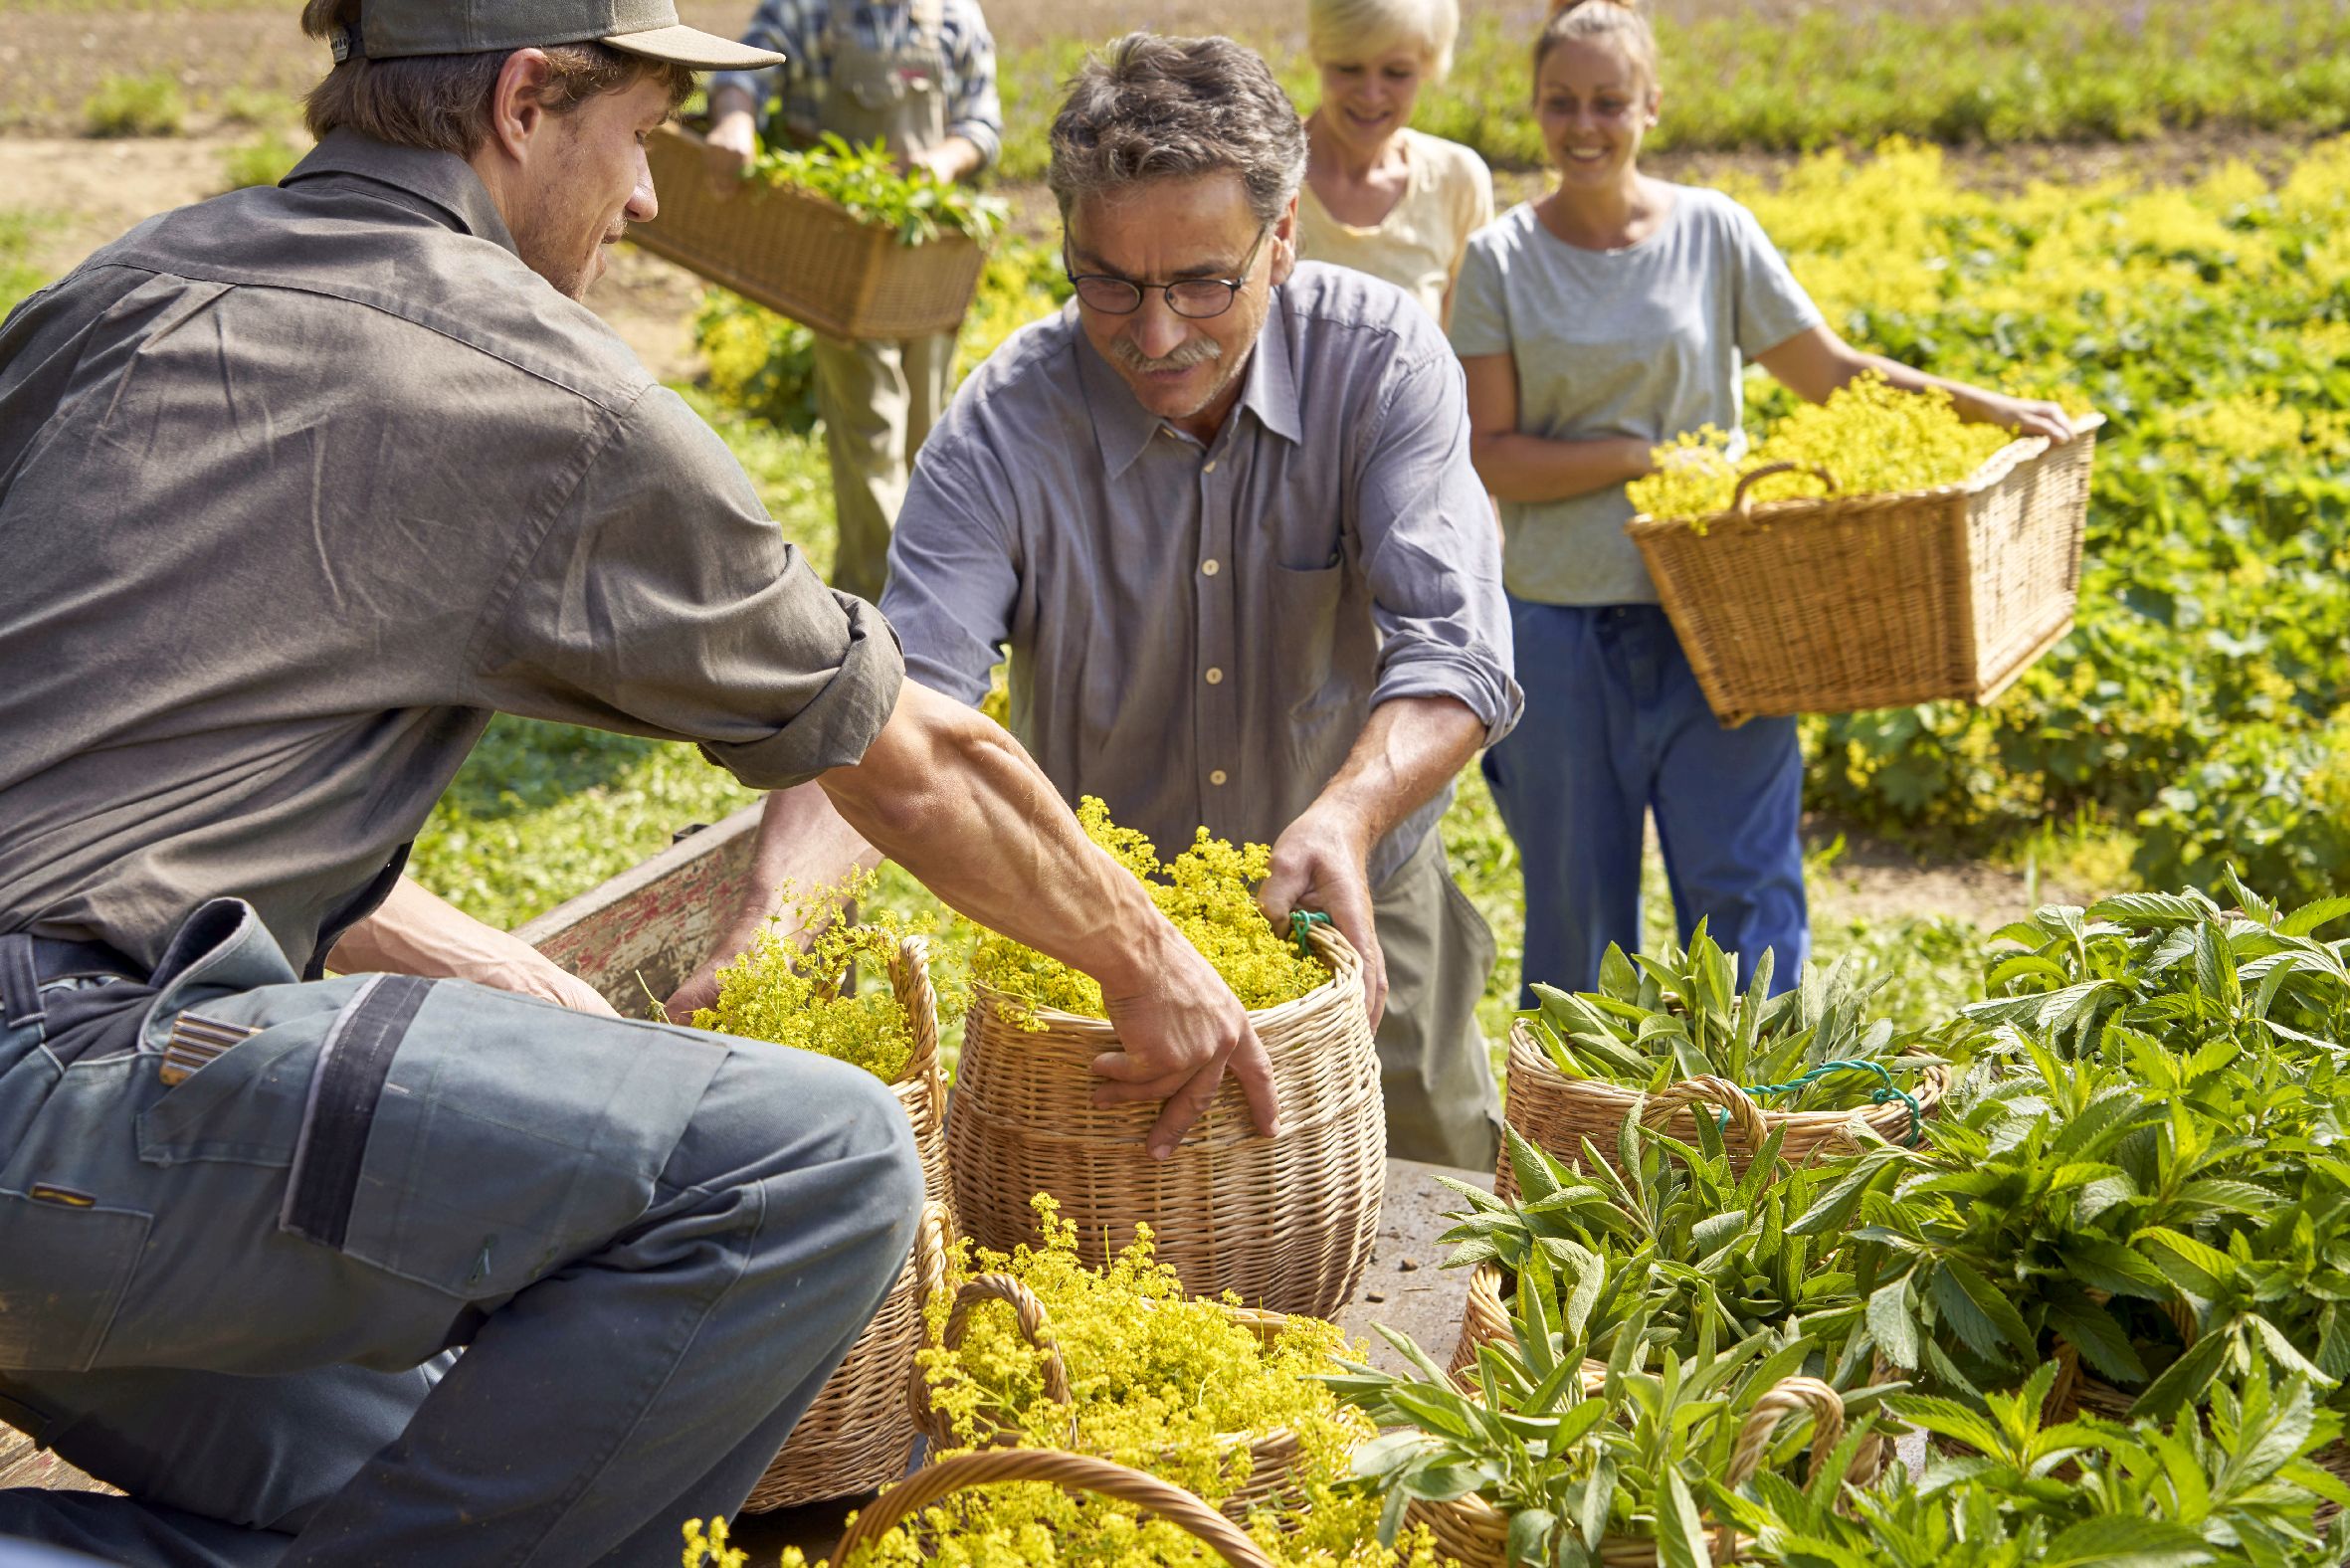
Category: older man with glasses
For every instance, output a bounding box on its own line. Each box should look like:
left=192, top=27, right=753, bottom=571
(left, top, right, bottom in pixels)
left=679, top=30, right=1520, bottom=1168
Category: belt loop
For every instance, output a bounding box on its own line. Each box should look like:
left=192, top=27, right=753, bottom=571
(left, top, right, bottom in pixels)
left=0, top=933, right=42, bottom=1030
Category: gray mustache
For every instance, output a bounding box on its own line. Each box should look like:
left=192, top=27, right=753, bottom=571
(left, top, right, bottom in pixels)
left=1110, top=335, right=1223, bottom=374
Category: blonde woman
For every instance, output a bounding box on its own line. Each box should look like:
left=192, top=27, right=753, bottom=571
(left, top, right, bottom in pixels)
left=1451, top=0, right=2072, bottom=1002
left=1299, top=0, right=1493, bottom=325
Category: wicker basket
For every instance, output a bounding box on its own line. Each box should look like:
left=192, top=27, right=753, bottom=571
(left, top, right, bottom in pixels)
left=1494, top=1021, right=1946, bottom=1197
left=633, top=124, right=986, bottom=341
left=1403, top=1377, right=1861, bottom=1567
left=947, top=925, right=1383, bottom=1319
left=831, top=1447, right=1276, bottom=1566
left=748, top=1201, right=951, bottom=1511
left=1447, top=1263, right=1611, bottom=1395
left=1625, top=416, right=2103, bottom=726
left=910, top=1273, right=1313, bottom=1524
left=742, top=935, right=952, bottom=1512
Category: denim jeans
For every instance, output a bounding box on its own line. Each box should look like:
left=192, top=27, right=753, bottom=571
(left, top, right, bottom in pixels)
left=0, top=898, right=921, bottom=1567
left=1482, top=598, right=1809, bottom=1002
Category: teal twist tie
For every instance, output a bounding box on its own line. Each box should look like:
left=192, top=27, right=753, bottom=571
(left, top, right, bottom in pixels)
left=1719, top=1059, right=1923, bottom=1147
left=1290, top=909, right=1332, bottom=959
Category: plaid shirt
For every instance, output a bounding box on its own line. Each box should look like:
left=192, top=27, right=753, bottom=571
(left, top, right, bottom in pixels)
left=711, top=0, right=1002, bottom=170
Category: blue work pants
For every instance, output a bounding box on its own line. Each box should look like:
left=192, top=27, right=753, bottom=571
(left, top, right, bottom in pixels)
left=1483, top=600, right=1808, bottom=1002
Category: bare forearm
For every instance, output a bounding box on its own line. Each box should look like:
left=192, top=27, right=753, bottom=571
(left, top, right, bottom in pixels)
left=708, top=85, right=758, bottom=123
left=327, top=877, right=613, bottom=1013
left=1470, top=432, right=1653, bottom=505
left=817, top=683, right=1173, bottom=996
left=1303, top=694, right=1487, bottom=852
left=723, top=784, right=883, bottom=944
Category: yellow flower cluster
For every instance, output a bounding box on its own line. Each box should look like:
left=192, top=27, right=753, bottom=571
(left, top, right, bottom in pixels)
left=915, top=1196, right=1369, bottom=1497
left=1627, top=371, right=2018, bottom=526
left=689, top=873, right=929, bottom=1084
left=733, top=1197, right=1434, bottom=1568
left=969, top=799, right=1327, bottom=1019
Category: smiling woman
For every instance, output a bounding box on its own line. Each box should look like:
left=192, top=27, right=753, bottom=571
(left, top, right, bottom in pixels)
left=1297, top=0, right=1492, bottom=327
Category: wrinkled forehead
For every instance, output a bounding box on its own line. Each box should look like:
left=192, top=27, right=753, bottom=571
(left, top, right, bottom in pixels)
left=1066, top=172, right=1262, bottom=279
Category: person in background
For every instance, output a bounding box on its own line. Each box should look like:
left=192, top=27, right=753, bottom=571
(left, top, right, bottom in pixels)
left=1452, top=0, right=2072, bottom=1001
left=702, top=0, right=1003, bottom=603
left=675, top=33, right=1523, bottom=1170
left=1296, top=0, right=1491, bottom=326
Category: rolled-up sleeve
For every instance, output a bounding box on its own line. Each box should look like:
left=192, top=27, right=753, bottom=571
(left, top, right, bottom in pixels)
left=709, top=0, right=811, bottom=113
left=879, top=424, right=1019, bottom=704
left=943, top=1, right=1003, bottom=170
left=1353, top=350, right=1523, bottom=744
left=473, top=385, right=904, bottom=789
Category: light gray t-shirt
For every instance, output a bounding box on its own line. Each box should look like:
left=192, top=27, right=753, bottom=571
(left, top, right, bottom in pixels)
left=1449, top=185, right=1823, bottom=606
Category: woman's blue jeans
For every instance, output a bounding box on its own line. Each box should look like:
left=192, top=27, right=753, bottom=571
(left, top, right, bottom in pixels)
left=1483, top=598, right=1809, bottom=1003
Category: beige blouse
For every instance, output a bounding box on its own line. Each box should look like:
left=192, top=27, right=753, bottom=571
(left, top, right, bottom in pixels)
left=1297, top=127, right=1496, bottom=326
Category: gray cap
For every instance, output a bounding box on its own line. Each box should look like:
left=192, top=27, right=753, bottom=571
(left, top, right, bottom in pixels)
left=332, top=0, right=785, bottom=71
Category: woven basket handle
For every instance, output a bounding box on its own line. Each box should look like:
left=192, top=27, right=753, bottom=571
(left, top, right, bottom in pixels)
left=829, top=1448, right=1276, bottom=1567
left=1730, top=462, right=1838, bottom=514
left=888, top=933, right=945, bottom=1114
left=1723, top=1375, right=1850, bottom=1490
left=913, top=1200, right=952, bottom=1304
left=1642, top=1076, right=1769, bottom=1148
left=911, top=1274, right=1078, bottom=1449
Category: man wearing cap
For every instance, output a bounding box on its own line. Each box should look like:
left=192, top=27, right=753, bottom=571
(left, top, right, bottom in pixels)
left=0, top=4, right=1273, bottom=1563
left=700, top=0, right=1002, bottom=607
left=674, top=34, right=1521, bottom=1171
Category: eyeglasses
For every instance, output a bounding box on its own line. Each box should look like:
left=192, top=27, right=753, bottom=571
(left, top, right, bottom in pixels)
left=1064, top=225, right=1273, bottom=319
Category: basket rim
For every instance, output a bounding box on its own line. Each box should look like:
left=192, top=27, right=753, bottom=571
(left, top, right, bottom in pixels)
left=1503, top=1017, right=1950, bottom=1133
left=967, top=923, right=1363, bottom=1038
left=648, top=121, right=985, bottom=252
left=1625, top=410, right=2105, bottom=536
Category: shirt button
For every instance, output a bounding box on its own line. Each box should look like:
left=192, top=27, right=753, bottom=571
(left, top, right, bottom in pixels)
left=1203, top=460, right=1218, bottom=475
left=1204, top=667, right=1224, bottom=685
left=1210, top=768, right=1229, bottom=786
left=1201, top=558, right=1220, bottom=577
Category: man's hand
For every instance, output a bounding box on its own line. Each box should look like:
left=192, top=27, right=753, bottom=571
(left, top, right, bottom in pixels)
left=896, top=135, right=982, bottom=186
left=702, top=93, right=760, bottom=198
left=1087, top=925, right=1279, bottom=1160
left=816, top=682, right=1281, bottom=1156
left=327, top=877, right=620, bottom=1017
left=1260, top=805, right=1387, bottom=1030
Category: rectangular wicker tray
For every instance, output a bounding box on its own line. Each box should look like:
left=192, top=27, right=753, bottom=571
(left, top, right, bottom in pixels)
left=1625, top=413, right=2104, bottom=725
left=631, top=123, right=985, bottom=341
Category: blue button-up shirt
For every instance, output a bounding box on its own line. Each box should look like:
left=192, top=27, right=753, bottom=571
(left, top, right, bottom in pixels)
left=880, top=261, right=1521, bottom=885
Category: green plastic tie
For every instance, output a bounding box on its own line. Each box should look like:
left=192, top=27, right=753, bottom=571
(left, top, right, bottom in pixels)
left=1715, top=1058, right=1923, bottom=1147
left=1290, top=909, right=1332, bottom=959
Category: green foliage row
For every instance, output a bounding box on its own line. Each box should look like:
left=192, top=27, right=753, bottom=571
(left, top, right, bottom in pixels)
left=1333, top=875, right=2350, bottom=1565
left=993, top=0, right=2350, bottom=182
left=82, top=70, right=184, bottom=137
left=743, top=133, right=1009, bottom=246
left=1750, top=139, right=2350, bottom=902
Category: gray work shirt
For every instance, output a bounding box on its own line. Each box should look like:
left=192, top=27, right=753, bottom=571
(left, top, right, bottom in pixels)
left=1449, top=189, right=1823, bottom=606
left=0, top=131, right=902, bottom=973
left=880, top=261, right=1520, bottom=887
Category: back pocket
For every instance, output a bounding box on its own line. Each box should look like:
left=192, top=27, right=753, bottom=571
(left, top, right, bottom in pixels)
left=0, top=1190, right=151, bottom=1371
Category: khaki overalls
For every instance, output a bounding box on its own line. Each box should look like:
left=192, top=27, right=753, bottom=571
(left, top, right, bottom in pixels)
left=810, top=0, right=959, bottom=605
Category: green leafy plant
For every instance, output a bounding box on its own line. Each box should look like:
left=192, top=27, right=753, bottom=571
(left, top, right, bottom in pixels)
left=743, top=132, right=1008, bottom=245
left=1443, top=1125, right=1907, bottom=1369
left=1332, top=1287, right=1889, bottom=1568
left=1522, top=925, right=1939, bottom=1121
left=219, top=129, right=303, bottom=192
left=83, top=72, right=186, bottom=137
left=1718, top=1361, right=2350, bottom=1567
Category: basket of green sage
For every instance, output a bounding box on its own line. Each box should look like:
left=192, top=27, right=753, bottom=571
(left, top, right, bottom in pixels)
left=635, top=126, right=1002, bottom=340
left=1330, top=1279, right=1891, bottom=1568
left=1498, top=928, right=1947, bottom=1194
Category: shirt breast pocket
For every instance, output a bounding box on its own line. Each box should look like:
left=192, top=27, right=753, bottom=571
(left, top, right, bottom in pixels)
left=1268, top=560, right=1345, bottom=707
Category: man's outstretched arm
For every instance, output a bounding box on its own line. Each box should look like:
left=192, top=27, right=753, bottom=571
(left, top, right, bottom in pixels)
left=683, top=681, right=1279, bottom=1160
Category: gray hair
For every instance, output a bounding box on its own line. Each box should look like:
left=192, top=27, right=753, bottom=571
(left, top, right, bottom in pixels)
left=1048, top=33, right=1308, bottom=229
